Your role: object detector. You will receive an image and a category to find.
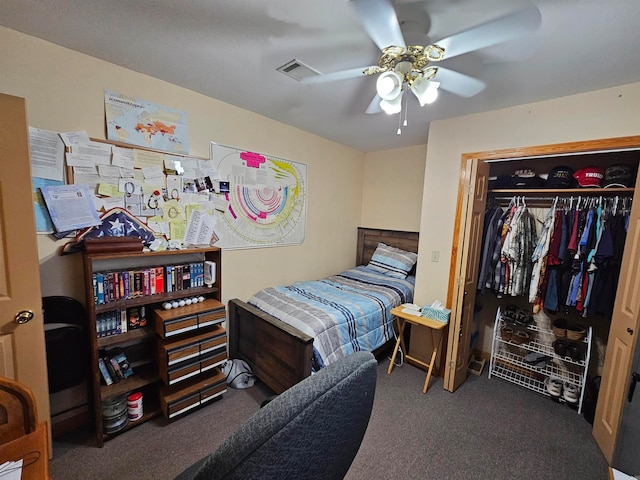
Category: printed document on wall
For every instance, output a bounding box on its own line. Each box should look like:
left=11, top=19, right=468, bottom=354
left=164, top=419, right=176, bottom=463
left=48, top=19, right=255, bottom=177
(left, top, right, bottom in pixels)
left=40, top=184, right=102, bottom=232
left=28, top=127, right=65, bottom=181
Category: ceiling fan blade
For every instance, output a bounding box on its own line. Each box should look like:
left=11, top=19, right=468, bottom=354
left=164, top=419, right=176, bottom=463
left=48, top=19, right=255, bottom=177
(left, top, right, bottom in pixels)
left=350, top=0, right=406, bottom=50
left=436, top=67, right=486, bottom=98
left=365, top=94, right=382, bottom=114
left=301, top=66, right=373, bottom=85
left=435, top=5, right=541, bottom=60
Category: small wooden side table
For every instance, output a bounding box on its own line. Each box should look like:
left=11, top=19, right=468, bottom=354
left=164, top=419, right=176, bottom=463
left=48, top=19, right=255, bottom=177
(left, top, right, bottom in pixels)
left=388, top=306, right=447, bottom=394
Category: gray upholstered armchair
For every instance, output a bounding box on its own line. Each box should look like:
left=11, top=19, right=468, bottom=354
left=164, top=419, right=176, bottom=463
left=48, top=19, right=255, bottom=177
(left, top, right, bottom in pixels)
left=174, top=351, right=378, bottom=480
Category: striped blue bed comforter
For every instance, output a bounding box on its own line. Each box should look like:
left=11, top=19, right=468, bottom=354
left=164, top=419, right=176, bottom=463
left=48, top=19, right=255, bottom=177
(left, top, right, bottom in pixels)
left=248, top=266, right=415, bottom=371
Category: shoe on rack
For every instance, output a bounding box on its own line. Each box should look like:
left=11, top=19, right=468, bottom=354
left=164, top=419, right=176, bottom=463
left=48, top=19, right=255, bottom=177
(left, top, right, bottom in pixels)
left=500, top=304, right=533, bottom=326
left=524, top=352, right=549, bottom=365
left=545, top=377, right=563, bottom=398
left=563, top=382, right=579, bottom=403
left=500, top=304, right=520, bottom=324
left=534, top=358, right=550, bottom=368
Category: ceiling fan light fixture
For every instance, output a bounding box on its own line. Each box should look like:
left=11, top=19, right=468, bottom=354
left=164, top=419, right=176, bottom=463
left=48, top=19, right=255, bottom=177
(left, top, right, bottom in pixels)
left=394, top=58, right=413, bottom=75
left=411, top=77, right=440, bottom=106
left=425, top=45, right=445, bottom=62
left=379, top=91, right=403, bottom=115
left=376, top=71, right=403, bottom=100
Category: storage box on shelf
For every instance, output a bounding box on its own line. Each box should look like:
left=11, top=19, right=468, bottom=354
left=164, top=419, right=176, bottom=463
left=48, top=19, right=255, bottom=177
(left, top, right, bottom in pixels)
left=156, top=323, right=227, bottom=386
left=160, top=368, right=227, bottom=419
left=488, top=307, right=592, bottom=414
left=83, top=247, right=222, bottom=447
left=153, top=297, right=228, bottom=416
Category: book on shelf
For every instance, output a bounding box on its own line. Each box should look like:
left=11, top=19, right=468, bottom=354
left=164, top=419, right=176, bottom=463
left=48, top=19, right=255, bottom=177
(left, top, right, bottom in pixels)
left=96, top=310, right=125, bottom=337
left=102, top=355, right=120, bottom=383
left=98, top=357, right=113, bottom=385
left=155, top=266, right=164, bottom=294
left=108, top=356, right=125, bottom=380
left=127, top=306, right=147, bottom=329
left=133, top=270, right=143, bottom=297
left=106, top=272, right=114, bottom=302
left=123, top=271, right=130, bottom=299
left=93, top=260, right=210, bottom=307
left=96, top=273, right=105, bottom=305
left=182, top=264, right=191, bottom=290
left=107, top=347, right=134, bottom=379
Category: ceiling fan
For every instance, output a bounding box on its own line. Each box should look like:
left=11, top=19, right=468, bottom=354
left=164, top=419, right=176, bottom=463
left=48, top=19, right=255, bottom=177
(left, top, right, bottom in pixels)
left=302, top=0, right=541, bottom=120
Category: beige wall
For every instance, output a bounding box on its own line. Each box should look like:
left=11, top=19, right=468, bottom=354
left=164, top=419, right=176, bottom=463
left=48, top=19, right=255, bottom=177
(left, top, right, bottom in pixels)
left=0, top=26, right=425, bottom=307
left=414, top=82, right=640, bottom=303
left=361, top=145, right=426, bottom=232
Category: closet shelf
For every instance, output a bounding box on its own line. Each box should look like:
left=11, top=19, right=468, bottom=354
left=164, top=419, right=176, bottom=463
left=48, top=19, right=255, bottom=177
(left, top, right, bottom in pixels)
left=489, top=187, right=633, bottom=197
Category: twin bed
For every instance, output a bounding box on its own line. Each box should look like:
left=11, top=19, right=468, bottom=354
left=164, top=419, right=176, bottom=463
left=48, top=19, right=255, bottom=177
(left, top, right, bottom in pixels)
left=228, top=227, right=420, bottom=393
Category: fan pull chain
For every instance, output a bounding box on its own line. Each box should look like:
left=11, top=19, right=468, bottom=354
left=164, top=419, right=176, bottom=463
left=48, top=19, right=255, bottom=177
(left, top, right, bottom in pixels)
left=397, top=91, right=409, bottom=135
left=403, top=93, right=408, bottom=127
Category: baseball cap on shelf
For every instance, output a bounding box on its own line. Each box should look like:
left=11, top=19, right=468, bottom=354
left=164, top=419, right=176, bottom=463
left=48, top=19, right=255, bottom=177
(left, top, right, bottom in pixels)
left=573, top=166, right=605, bottom=187
left=545, top=166, right=574, bottom=188
left=603, top=164, right=635, bottom=188
left=488, top=175, right=512, bottom=189
left=510, top=168, right=544, bottom=188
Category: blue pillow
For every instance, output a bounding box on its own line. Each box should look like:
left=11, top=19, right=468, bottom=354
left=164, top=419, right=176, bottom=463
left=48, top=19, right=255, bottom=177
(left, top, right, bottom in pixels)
left=367, top=242, right=418, bottom=279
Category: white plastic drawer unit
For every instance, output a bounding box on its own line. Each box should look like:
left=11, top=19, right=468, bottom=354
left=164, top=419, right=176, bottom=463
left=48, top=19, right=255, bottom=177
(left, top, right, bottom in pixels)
left=157, top=325, right=227, bottom=385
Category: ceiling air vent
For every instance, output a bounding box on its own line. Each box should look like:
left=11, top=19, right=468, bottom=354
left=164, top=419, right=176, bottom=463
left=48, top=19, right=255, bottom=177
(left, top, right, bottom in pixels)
left=276, top=59, right=321, bottom=82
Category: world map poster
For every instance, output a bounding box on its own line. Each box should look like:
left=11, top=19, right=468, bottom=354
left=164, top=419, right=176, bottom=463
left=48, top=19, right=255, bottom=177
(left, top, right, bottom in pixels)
left=209, top=142, right=307, bottom=249
left=104, top=90, right=189, bottom=154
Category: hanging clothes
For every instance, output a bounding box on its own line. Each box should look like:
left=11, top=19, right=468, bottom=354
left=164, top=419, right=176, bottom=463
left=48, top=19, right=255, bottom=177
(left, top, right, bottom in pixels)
left=501, top=202, right=537, bottom=296
left=477, top=206, right=504, bottom=295
left=529, top=202, right=557, bottom=313
left=477, top=194, right=632, bottom=320
left=542, top=209, right=565, bottom=311
left=589, top=206, right=629, bottom=317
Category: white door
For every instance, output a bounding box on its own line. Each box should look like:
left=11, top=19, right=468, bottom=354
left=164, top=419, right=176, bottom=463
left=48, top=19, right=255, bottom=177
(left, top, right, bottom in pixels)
left=593, top=166, right=640, bottom=462
left=0, top=93, right=50, bottom=431
left=444, top=158, right=490, bottom=392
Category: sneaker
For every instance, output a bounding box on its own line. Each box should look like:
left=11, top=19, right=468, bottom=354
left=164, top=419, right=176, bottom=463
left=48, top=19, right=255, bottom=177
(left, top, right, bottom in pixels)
left=563, top=382, right=579, bottom=403
left=545, top=377, right=563, bottom=397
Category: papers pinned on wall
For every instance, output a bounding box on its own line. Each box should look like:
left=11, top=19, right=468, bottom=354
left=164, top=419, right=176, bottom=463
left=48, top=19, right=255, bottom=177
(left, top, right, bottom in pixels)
left=183, top=210, right=218, bottom=247
left=40, top=184, right=101, bottom=233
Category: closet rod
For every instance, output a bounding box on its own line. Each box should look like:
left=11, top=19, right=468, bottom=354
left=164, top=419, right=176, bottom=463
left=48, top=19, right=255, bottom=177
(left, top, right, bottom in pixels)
left=491, top=195, right=633, bottom=202
left=490, top=195, right=633, bottom=209
left=491, top=196, right=558, bottom=202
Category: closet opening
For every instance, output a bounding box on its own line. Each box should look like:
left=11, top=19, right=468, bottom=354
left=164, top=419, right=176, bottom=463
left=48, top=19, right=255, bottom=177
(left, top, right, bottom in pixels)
left=446, top=135, right=640, bottom=462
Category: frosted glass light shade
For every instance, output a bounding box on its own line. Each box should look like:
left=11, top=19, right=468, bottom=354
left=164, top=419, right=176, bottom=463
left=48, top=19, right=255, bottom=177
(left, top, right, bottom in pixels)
left=379, top=91, right=403, bottom=114
left=376, top=71, right=403, bottom=100
left=411, top=77, right=440, bottom=106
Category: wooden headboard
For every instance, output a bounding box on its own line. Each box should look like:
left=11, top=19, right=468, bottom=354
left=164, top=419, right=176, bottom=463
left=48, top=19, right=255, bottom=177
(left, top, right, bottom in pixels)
left=356, top=227, right=420, bottom=266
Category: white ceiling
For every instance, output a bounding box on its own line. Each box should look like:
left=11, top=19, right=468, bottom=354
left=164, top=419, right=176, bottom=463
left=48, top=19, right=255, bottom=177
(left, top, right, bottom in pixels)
left=2, top=0, right=640, bottom=152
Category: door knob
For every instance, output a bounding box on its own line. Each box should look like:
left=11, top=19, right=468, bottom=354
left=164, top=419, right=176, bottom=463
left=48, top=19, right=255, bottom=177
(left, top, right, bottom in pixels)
left=15, top=310, right=34, bottom=325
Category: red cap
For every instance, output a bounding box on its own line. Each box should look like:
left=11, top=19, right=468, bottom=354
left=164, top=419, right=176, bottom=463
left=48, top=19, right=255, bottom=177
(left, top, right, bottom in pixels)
left=573, top=166, right=604, bottom=187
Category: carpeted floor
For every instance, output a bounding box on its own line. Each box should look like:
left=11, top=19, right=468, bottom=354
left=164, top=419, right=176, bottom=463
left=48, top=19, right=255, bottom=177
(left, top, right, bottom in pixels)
left=50, top=359, right=608, bottom=480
